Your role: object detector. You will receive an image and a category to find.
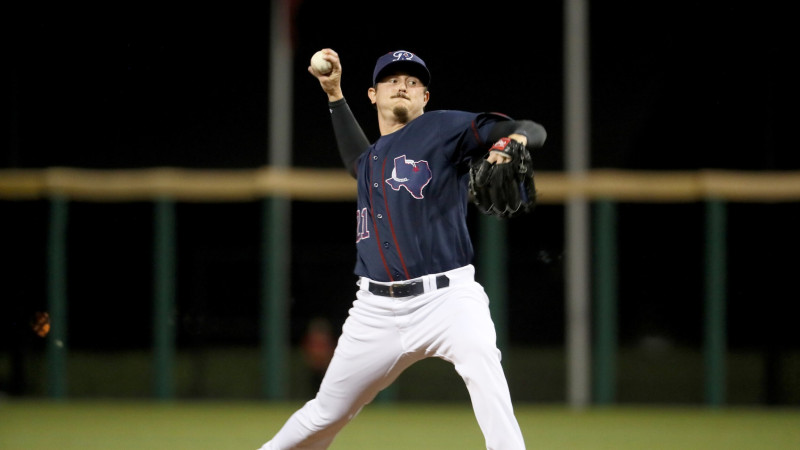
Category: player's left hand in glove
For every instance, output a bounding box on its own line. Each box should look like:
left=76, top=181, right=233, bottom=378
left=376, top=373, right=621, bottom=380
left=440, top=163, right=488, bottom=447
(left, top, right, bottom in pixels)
left=469, top=137, right=537, bottom=218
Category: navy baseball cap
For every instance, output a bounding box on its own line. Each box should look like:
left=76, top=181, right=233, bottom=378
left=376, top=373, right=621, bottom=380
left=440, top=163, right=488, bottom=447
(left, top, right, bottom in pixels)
left=372, top=50, right=430, bottom=86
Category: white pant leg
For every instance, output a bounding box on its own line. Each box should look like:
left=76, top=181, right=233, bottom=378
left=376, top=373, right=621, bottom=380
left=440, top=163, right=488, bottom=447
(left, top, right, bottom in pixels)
left=399, top=273, right=526, bottom=450
left=258, top=292, right=419, bottom=450
left=450, top=291, right=526, bottom=450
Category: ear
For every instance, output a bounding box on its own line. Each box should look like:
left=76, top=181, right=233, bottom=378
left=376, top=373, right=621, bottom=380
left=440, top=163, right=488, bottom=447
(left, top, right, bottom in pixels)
left=367, top=87, right=377, bottom=105
left=423, top=90, right=430, bottom=106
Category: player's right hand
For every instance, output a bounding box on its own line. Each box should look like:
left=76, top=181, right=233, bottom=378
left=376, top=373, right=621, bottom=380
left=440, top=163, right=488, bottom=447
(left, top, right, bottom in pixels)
left=308, top=48, right=343, bottom=102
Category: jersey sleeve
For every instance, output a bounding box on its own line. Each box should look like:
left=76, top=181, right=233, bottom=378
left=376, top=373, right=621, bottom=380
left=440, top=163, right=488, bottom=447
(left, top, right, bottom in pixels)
left=487, top=118, right=547, bottom=150
left=449, top=111, right=513, bottom=165
left=460, top=112, right=548, bottom=162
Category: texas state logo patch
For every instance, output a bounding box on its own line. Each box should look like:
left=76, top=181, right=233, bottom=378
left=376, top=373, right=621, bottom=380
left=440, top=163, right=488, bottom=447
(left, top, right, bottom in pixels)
left=385, top=155, right=432, bottom=199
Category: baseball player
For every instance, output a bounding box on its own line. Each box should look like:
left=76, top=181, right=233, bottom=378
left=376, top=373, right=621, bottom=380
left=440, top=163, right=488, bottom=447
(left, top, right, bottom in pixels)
left=257, top=49, right=546, bottom=450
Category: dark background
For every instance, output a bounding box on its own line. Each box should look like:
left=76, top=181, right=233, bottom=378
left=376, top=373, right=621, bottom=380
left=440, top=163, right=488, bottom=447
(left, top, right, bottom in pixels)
left=3, top=2, right=798, bottom=402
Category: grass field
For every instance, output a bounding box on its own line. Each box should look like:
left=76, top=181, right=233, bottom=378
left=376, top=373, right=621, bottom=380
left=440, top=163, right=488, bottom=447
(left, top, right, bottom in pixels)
left=1, top=400, right=798, bottom=449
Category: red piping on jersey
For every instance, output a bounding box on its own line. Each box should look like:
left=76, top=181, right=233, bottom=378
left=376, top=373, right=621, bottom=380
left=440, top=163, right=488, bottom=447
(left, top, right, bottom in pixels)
left=368, top=157, right=394, bottom=280
left=469, top=120, right=486, bottom=147
left=470, top=112, right=513, bottom=148
left=381, top=156, right=411, bottom=280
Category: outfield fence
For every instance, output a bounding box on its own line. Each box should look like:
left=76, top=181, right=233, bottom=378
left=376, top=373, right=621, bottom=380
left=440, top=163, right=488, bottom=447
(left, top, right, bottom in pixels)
left=2, top=167, right=799, bottom=405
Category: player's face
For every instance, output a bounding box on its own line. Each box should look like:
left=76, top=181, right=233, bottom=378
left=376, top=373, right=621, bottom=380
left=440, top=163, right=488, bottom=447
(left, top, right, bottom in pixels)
left=369, top=72, right=429, bottom=123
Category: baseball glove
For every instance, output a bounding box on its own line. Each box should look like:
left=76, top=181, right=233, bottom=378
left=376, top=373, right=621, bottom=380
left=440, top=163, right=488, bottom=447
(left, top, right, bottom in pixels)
left=468, top=137, right=537, bottom=218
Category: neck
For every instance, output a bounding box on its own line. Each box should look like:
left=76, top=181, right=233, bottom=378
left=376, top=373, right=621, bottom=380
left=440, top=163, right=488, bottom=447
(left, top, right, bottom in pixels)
left=379, top=120, right=407, bottom=136
left=377, top=110, right=423, bottom=136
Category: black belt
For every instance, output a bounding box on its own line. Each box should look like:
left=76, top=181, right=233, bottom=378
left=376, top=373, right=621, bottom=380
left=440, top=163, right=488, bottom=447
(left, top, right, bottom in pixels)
left=367, top=275, right=450, bottom=298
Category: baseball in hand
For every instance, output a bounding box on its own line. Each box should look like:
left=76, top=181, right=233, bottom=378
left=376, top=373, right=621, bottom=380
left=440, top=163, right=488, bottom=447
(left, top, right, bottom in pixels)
left=311, top=51, right=332, bottom=75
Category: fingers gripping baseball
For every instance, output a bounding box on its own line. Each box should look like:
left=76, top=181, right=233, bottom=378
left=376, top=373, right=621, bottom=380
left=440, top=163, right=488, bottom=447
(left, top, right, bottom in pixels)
left=309, top=48, right=343, bottom=101
left=310, top=50, right=332, bottom=75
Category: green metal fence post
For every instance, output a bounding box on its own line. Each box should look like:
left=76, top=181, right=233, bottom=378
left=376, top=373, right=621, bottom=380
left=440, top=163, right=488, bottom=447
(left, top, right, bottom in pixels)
left=592, top=200, right=617, bottom=405
left=704, top=199, right=727, bottom=407
left=153, top=197, right=176, bottom=399
left=47, top=195, right=69, bottom=399
left=261, top=196, right=290, bottom=399
left=479, top=215, right=508, bottom=352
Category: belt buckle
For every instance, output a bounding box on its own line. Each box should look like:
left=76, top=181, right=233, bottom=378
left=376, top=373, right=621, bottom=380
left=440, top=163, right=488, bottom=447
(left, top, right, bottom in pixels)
left=389, top=284, right=399, bottom=297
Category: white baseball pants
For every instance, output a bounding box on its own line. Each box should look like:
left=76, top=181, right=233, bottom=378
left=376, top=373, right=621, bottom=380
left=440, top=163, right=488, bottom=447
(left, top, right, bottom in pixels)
left=258, top=264, right=525, bottom=450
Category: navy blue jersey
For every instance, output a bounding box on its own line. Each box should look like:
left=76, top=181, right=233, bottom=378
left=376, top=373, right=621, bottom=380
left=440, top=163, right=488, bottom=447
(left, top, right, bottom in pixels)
left=353, top=110, right=510, bottom=281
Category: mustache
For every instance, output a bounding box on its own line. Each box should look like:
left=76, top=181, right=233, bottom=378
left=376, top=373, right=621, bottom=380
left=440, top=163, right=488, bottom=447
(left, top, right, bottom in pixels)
left=392, top=93, right=410, bottom=99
